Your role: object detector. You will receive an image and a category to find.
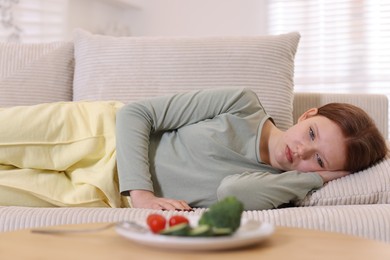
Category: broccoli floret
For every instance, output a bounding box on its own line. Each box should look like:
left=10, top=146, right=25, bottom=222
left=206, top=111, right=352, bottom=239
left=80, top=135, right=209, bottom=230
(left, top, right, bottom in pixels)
left=198, top=196, right=244, bottom=232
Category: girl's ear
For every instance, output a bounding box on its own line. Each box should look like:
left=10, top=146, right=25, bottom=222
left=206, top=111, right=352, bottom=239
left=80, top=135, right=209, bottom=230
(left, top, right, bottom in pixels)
left=298, top=108, right=319, bottom=122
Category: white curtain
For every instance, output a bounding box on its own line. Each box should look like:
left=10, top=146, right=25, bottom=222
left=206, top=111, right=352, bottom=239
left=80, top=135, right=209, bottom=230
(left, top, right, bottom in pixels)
left=0, top=0, right=68, bottom=43
left=267, top=0, right=390, bottom=96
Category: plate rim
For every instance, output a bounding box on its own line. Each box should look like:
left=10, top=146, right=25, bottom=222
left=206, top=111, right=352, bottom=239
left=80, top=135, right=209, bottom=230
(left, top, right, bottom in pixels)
left=115, top=216, right=274, bottom=251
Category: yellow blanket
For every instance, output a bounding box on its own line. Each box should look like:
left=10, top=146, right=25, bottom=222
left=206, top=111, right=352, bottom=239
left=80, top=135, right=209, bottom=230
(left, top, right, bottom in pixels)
left=0, top=101, right=124, bottom=207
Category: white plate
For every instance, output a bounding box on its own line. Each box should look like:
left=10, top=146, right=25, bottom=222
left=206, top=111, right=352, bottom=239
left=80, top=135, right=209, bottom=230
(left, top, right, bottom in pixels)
left=116, top=216, right=274, bottom=251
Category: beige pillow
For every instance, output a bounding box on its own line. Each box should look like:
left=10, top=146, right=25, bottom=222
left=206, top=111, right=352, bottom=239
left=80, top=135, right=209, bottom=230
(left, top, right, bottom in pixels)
left=295, top=155, right=390, bottom=206
left=0, top=42, right=74, bottom=107
left=73, top=29, right=300, bottom=131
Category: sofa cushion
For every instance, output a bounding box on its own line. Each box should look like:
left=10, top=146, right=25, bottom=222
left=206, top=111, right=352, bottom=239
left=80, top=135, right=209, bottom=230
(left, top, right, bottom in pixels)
left=0, top=42, right=74, bottom=106
left=295, top=154, right=390, bottom=206
left=73, top=29, right=300, bottom=131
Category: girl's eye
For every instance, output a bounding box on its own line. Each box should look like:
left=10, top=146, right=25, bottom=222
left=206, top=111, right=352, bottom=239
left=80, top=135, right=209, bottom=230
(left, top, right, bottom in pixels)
left=310, top=127, right=324, bottom=168
left=316, top=154, right=324, bottom=168
left=309, top=127, right=315, bottom=140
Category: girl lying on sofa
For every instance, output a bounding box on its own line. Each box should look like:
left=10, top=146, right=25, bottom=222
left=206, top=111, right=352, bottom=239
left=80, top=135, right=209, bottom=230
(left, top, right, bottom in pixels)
left=0, top=88, right=387, bottom=210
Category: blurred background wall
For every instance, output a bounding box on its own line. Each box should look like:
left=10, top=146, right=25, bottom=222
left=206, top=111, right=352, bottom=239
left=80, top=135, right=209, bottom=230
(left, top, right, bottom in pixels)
left=66, top=0, right=268, bottom=38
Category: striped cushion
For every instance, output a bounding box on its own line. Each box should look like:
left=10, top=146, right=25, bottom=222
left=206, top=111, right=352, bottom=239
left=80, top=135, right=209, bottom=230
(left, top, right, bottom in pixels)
left=73, top=29, right=300, bottom=131
left=295, top=155, right=390, bottom=206
left=0, top=42, right=74, bottom=107
left=1, top=205, right=389, bottom=242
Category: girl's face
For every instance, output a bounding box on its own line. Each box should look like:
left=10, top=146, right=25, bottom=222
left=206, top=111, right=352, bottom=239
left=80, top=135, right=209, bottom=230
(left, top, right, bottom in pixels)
left=271, top=109, right=347, bottom=172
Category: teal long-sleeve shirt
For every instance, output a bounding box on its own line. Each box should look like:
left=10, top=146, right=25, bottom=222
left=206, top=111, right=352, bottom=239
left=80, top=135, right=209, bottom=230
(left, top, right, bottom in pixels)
left=116, top=88, right=323, bottom=210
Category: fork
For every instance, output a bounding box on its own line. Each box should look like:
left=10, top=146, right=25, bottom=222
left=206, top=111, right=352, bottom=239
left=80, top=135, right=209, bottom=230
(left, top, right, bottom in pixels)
left=30, top=221, right=148, bottom=235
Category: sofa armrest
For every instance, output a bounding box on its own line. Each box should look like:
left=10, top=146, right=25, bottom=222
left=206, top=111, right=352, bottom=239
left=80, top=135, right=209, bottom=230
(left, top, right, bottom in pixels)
left=293, top=92, right=388, bottom=138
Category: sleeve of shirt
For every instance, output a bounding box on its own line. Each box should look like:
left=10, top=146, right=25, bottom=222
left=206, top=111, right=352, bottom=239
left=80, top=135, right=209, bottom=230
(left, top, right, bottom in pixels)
left=216, top=171, right=324, bottom=210
left=116, top=88, right=265, bottom=195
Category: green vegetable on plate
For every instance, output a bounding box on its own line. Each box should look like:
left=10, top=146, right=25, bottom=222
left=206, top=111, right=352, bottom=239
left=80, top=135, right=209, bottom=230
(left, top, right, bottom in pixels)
left=159, top=196, right=244, bottom=237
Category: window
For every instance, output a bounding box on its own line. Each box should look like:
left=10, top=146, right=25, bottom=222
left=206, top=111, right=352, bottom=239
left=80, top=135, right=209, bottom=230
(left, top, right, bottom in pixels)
left=267, top=0, right=390, bottom=95
left=0, top=0, right=68, bottom=43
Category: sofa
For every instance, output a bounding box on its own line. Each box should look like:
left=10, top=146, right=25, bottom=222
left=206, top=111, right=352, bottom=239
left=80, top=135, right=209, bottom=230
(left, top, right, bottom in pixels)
left=1, top=29, right=389, bottom=243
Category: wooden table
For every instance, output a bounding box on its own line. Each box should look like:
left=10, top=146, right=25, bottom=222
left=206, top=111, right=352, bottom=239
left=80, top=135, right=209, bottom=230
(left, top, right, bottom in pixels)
left=0, top=223, right=389, bottom=259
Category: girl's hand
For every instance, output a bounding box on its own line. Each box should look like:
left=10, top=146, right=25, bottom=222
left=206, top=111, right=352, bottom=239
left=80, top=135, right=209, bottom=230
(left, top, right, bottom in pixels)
left=316, top=170, right=350, bottom=183
left=129, top=190, right=192, bottom=211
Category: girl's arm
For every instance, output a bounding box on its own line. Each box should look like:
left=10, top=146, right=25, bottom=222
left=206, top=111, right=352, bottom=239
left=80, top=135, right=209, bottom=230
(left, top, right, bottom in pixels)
left=116, top=88, right=263, bottom=210
left=217, top=171, right=324, bottom=210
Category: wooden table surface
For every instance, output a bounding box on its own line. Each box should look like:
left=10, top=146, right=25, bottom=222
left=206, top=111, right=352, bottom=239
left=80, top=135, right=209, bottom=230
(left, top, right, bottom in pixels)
left=1, top=223, right=389, bottom=259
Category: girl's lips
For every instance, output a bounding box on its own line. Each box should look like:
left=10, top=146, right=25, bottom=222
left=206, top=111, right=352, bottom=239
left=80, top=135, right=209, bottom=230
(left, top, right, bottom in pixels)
left=285, top=146, right=293, bottom=163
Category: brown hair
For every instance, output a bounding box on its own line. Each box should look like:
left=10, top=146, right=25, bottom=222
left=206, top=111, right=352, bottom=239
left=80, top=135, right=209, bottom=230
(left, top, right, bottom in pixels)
left=317, top=103, right=388, bottom=172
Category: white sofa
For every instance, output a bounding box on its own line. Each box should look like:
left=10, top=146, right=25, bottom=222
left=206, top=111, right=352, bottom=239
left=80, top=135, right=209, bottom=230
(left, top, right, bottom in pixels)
left=1, top=29, right=389, bottom=242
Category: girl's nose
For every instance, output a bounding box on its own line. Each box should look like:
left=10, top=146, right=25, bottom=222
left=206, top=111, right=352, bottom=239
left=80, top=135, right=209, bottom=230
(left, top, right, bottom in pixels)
left=297, top=144, right=314, bottom=159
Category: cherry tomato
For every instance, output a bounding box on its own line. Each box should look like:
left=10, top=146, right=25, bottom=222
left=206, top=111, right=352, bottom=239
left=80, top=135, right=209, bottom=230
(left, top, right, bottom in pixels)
left=146, top=214, right=167, bottom=233
left=169, top=215, right=190, bottom=227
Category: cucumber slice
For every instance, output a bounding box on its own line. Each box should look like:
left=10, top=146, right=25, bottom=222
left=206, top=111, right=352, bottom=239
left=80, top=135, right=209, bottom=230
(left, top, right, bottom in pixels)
left=160, top=223, right=191, bottom=236
left=212, top=227, right=233, bottom=236
left=189, top=225, right=212, bottom=237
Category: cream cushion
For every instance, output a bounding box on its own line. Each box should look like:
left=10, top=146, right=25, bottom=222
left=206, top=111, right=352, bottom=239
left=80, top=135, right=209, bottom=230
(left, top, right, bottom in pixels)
left=295, top=155, right=390, bottom=206
left=0, top=42, right=74, bottom=106
left=73, top=29, right=300, bottom=131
